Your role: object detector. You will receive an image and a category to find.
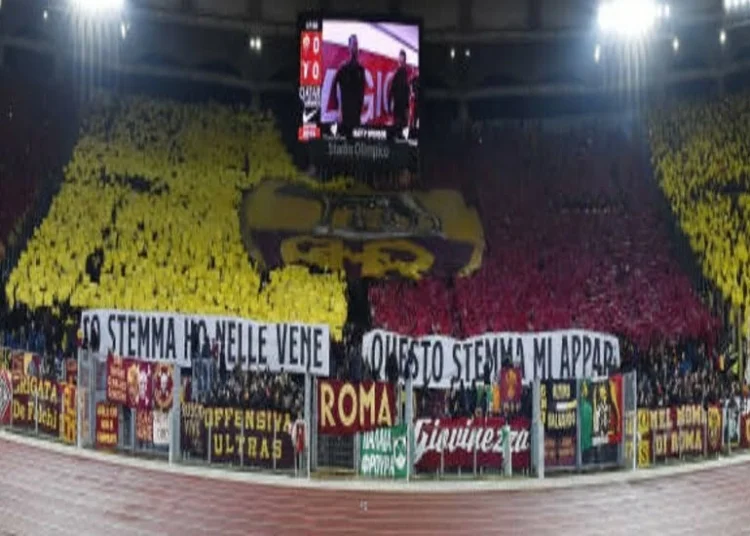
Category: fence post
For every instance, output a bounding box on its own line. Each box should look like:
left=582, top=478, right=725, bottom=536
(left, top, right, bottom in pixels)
left=170, top=366, right=181, bottom=465
left=502, top=424, right=512, bottom=477
left=405, top=372, right=413, bottom=482
left=532, top=378, right=544, bottom=479
left=651, top=424, right=655, bottom=465
left=575, top=378, right=582, bottom=470
left=130, top=407, right=136, bottom=454
left=9, top=365, right=13, bottom=429
left=473, top=420, right=477, bottom=477
left=724, top=404, right=731, bottom=457
left=60, top=386, right=65, bottom=441
left=631, top=372, right=638, bottom=471
left=440, top=441, right=444, bottom=479
left=34, top=381, right=39, bottom=435
left=354, top=431, right=360, bottom=475
left=88, top=350, right=96, bottom=447
left=272, top=416, right=277, bottom=472
left=631, top=408, right=638, bottom=471
left=240, top=410, right=245, bottom=468
left=307, top=373, right=314, bottom=477
left=207, top=421, right=212, bottom=464
left=76, top=349, right=82, bottom=448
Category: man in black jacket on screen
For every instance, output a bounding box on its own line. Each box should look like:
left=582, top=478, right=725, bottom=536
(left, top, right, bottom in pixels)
left=332, top=34, right=366, bottom=134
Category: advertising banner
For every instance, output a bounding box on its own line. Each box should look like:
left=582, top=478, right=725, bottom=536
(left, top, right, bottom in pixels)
left=181, top=401, right=205, bottom=457
left=580, top=375, right=623, bottom=466
left=59, top=383, right=76, bottom=445
left=81, top=309, right=330, bottom=376
left=541, top=380, right=577, bottom=468
left=136, top=408, right=154, bottom=443
left=153, top=410, right=170, bottom=447
left=498, top=367, right=522, bottom=415
left=723, top=399, right=741, bottom=448
left=95, top=402, right=119, bottom=449
left=359, top=425, right=408, bottom=479
left=363, top=329, right=620, bottom=388
left=413, top=416, right=530, bottom=472
left=11, top=375, right=60, bottom=434
left=127, top=361, right=153, bottom=412
left=200, top=407, right=294, bottom=469
left=317, top=379, right=395, bottom=435
left=106, top=353, right=128, bottom=405
left=152, top=363, right=174, bottom=412
left=636, top=404, right=722, bottom=466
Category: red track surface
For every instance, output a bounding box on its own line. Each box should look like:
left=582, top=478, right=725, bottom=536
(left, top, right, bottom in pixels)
left=1, top=439, right=749, bottom=536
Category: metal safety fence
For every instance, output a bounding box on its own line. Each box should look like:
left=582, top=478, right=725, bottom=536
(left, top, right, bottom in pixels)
left=0, top=347, right=746, bottom=483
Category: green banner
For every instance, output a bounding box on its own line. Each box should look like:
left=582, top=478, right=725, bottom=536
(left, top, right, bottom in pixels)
left=359, top=424, right=408, bottom=479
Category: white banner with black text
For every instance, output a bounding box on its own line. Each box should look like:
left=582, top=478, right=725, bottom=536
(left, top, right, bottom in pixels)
left=81, top=309, right=330, bottom=376
left=362, top=329, right=620, bottom=388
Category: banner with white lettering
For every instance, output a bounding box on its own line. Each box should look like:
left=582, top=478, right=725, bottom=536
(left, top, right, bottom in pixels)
left=81, top=310, right=330, bottom=376
left=362, top=329, right=620, bottom=388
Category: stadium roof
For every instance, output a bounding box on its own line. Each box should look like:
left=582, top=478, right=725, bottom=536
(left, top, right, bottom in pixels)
left=1, top=0, right=749, bottom=110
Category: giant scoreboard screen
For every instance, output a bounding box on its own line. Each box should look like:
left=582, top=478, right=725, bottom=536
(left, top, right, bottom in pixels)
left=298, top=13, right=421, bottom=169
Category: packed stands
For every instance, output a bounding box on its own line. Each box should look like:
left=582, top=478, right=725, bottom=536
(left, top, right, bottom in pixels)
left=4, top=94, right=348, bottom=340
left=370, top=124, right=718, bottom=348
left=650, top=95, right=750, bottom=321
left=0, top=78, right=70, bottom=271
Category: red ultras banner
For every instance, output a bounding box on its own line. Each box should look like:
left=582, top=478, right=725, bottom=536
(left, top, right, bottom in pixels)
left=317, top=379, right=396, bottom=435
left=413, top=416, right=531, bottom=472
left=106, top=353, right=128, bottom=405
left=95, top=402, right=119, bottom=449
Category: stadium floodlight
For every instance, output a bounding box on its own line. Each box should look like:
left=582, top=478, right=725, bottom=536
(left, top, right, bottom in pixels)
left=70, top=0, right=125, bottom=14
left=450, top=47, right=455, bottom=60
left=597, top=0, right=664, bottom=38
left=672, top=36, right=679, bottom=52
left=720, top=29, right=727, bottom=46
left=594, top=43, right=602, bottom=63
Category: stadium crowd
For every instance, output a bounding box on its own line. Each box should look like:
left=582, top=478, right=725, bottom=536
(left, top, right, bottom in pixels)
left=650, top=94, right=750, bottom=324
left=3, top=94, right=347, bottom=341
left=369, top=123, right=718, bottom=346
left=0, top=79, right=71, bottom=274
left=0, top=88, right=745, bottom=417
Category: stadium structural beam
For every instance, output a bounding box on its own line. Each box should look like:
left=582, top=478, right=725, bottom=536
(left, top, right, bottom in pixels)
left=245, top=0, right=262, bottom=21
left=528, top=0, right=542, bottom=30
left=458, top=0, right=472, bottom=31
left=1, top=33, right=749, bottom=101
left=32, top=2, right=723, bottom=45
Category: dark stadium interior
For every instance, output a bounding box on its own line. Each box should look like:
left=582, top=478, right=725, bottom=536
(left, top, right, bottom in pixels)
left=2, top=0, right=750, bottom=534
